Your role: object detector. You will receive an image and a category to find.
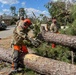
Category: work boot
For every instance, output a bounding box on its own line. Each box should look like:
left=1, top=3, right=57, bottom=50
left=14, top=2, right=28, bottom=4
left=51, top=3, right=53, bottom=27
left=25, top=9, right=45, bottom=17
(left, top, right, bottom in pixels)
left=9, top=63, right=18, bottom=75
left=9, top=69, right=18, bottom=75
left=18, top=64, right=25, bottom=72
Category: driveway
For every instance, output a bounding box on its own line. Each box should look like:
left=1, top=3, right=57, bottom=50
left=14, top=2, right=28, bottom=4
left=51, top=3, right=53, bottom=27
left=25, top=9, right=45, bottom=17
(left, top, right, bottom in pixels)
left=0, top=25, right=15, bottom=38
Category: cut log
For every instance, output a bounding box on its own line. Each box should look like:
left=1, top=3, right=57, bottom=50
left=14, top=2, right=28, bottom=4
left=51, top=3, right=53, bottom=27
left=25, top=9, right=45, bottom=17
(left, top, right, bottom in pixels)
left=41, top=31, right=76, bottom=49
left=0, top=48, right=13, bottom=63
left=0, top=48, right=76, bottom=75
left=24, top=54, right=76, bottom=75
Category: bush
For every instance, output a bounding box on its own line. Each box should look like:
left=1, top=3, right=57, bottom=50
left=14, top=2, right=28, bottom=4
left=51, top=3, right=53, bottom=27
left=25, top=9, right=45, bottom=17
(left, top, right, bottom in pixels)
left=32, top=42, right=71, bottom=63
left=10, top=17, right=18, bottom=25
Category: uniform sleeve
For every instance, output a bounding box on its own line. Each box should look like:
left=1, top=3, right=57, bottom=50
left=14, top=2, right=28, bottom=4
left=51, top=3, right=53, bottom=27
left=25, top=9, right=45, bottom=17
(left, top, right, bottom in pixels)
left=50, top=23, right=58, bottom=33
left=16, top=20, right=20, bottom=26
left=16, top=26, right=27, bottom=39
left=50, top=24, right=54, bottom=32
left=53, top=26, right=58, bottom=33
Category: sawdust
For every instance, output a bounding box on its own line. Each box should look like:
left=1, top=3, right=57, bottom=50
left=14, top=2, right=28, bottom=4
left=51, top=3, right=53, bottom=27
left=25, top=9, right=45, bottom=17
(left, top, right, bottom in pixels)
left=0, top=36, right=12, bottom=49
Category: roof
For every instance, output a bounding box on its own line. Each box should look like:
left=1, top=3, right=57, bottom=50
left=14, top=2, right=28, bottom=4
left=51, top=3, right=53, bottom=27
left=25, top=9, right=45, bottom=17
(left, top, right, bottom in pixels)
left=0, top=15, right=19, bottom=20
left=3, top=16, right=12, bottom=20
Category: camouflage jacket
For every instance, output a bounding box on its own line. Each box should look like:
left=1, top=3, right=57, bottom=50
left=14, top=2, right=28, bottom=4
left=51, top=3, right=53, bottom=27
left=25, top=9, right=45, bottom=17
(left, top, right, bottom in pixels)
left=12, top=20, right=30, bottom=45
left=16, top=20, right=20, bottom=26
left=50, top=23, right=58, bottom=33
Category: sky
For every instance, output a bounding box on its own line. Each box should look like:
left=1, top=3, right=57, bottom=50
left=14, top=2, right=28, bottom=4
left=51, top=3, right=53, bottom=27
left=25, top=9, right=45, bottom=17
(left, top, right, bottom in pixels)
left=0, top=0, right=73, bottom=17
left=0, top=0, right=54, bottom=17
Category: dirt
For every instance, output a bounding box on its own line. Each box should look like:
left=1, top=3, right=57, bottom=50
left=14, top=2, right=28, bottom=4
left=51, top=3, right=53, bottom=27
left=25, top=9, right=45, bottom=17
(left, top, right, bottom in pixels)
left=0, top=36, right=12, bottom=49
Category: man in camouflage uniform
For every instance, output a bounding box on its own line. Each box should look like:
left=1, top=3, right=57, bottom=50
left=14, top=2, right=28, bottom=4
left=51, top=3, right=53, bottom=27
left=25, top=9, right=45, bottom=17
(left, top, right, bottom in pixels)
left=50, top=17, right=58, bottom=33
left=50, top=17, right=59, bottom=48
left=11, top=18, right=40, bottom=74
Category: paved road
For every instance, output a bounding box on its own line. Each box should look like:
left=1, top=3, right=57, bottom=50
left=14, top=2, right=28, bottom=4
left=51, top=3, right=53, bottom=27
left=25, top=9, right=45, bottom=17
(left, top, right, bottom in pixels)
left=0, top=25, right=15, bottom=38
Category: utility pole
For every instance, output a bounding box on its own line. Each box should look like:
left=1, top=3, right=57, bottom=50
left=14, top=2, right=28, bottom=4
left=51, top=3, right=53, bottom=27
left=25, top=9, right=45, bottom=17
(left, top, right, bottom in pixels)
left=65, top=0, right=69, bottom=10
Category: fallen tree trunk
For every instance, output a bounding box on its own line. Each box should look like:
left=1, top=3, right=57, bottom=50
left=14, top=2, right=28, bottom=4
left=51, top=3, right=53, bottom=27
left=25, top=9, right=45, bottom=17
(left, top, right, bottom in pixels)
left=41, top=31, right=76, bottom=49
left=0, top=48, right=76, bottom=75
left=24, top=54, right=76, bottom=75
left=0, top=48, right=13, bottom=63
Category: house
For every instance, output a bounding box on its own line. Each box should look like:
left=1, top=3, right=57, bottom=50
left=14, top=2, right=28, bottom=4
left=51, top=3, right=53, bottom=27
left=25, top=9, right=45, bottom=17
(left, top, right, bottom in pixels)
left=0, top=15, right=19, bottom=25
left=0, top=15, right=13, bottom=25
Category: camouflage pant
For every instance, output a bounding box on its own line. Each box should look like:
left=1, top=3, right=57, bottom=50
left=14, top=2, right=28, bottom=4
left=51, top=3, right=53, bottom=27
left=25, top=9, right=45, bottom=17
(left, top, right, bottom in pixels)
left=13, top=50, right=26, bottom=70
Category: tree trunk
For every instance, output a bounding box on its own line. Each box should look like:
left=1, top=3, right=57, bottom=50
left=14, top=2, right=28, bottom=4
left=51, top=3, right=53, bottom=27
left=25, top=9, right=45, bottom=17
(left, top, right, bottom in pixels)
left=0, top=48, right=76, bottom=75
left=24, top=54, right=76, bottom=75
left=0, top=48, right=13, bottom=63
left=42, top=31, right=76, bottom=49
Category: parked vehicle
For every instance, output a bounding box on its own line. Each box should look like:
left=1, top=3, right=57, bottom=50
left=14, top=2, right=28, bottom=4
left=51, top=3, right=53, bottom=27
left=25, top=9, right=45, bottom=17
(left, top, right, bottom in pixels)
left=0, top=23, right=7, bottom=30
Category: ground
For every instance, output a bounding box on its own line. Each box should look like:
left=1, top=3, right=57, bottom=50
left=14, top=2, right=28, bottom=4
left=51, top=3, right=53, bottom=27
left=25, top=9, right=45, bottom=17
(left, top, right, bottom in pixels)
left=0, top=36, right=12, bottom=49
